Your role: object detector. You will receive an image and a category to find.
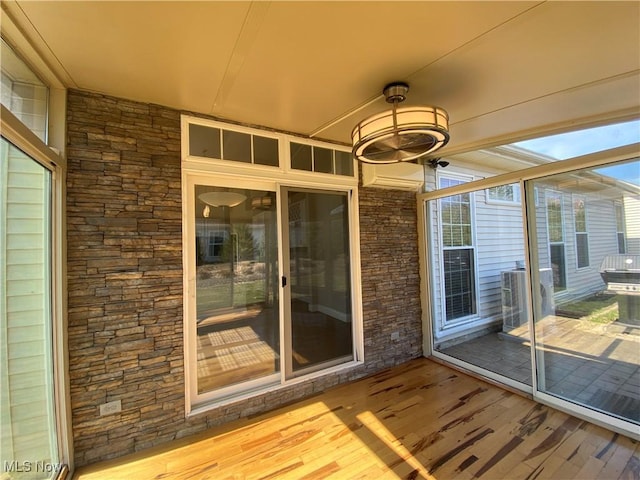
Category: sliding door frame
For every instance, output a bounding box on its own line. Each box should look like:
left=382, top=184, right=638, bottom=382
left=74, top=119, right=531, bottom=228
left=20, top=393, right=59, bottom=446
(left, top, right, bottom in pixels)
left=418, top=142, right=640, bottom=440
left=181, top=119, right=364, bottom=414
left=1, top=105, right=72, bottom=474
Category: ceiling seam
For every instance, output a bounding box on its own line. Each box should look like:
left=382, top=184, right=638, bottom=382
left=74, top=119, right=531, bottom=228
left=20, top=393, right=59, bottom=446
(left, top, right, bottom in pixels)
left=450, top=69, right=640, bottom=127
left=209, top=1, right=271, bottom=114
left=405, top=1, right=548, bottom=83
left=5, top=0, right=77, bottom=88
left=308, top=1, right=548, bottom=140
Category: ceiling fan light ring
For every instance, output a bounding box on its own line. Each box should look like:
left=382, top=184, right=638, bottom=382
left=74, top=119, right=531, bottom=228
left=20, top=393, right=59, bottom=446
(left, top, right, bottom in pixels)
left=351, top=105, right=450, bottom=164
left=353, top=128, right=450, bottom=164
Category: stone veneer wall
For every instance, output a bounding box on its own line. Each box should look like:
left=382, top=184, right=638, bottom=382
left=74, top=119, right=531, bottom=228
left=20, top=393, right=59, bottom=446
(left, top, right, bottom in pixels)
left=66, top=89, right=422, bottom=466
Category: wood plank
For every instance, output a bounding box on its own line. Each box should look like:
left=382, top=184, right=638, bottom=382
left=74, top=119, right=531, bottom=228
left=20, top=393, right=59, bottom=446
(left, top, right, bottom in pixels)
left=72, top=358, right=639, bottom=480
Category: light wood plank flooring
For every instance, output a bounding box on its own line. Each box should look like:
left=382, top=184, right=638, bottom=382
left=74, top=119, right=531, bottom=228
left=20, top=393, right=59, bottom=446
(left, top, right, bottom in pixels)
left=73, top=358, right=640, bottom=480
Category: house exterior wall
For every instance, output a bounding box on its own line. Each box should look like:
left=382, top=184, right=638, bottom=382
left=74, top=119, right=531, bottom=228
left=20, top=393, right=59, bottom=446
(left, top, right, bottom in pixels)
left=624, top=195, right=640, bottom=254
left=534, top=188, right=620, bottom=303
left=424, top=169, right=528, bottom=343
left=424, top=162, right=627, bottom=346
left=65, top=89, right=422, bottom=466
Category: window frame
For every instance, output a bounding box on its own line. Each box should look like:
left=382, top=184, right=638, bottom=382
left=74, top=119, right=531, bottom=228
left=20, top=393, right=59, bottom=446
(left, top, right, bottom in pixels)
left=545, top=190, right=567, bottom=291
left=614, top=201, right=627, bottom=254
left=182, top=115, right=358, bottom=185
left=1, top=104, right=71, bottom=472
left=417, top=140, right=640, bottom=441
left=435, top=172, right=479, bottom=329
left=181, top=116, right=363, bottom=414
left=486, top=183, right=521, bottom=205
left=572, top=194, right=590, bottom=269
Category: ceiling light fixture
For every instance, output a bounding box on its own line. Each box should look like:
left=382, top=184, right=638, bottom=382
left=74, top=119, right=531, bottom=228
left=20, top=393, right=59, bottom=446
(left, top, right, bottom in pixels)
left=351, top=82, right=449, bottom=164
left=199, top=192, right=246, bottom=208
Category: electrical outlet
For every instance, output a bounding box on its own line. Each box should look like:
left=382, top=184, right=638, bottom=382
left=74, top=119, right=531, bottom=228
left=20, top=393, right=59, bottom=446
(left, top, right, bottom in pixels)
left=391, top=331, right=400, bottom=341
left=99, top=400, right=121, bottom=416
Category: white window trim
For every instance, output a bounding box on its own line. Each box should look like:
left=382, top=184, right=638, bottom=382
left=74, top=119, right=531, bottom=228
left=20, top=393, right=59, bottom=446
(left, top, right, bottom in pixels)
left=433, top=172, right=482, bottom=334
left=181, top=118, right=363, bottom=415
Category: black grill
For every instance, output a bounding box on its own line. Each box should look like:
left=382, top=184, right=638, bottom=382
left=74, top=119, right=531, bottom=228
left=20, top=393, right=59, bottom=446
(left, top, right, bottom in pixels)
left=599, top=254, right=639, bottom=325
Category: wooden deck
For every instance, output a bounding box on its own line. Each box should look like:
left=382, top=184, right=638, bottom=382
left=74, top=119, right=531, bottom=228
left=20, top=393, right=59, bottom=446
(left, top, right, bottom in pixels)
left=73, top=358, right=639, bottom=480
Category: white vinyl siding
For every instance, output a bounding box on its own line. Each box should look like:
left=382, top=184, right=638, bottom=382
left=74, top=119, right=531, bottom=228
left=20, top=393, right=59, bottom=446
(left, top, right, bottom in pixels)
left=623, top=195, right=640, bottom=254
left=1, top=141, right=56, bottom=464
left=475, top=189, right=526, bottom=320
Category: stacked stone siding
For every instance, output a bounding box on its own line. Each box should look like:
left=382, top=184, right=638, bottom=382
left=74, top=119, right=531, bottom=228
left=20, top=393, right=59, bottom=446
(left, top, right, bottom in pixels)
left=66, top=89, right=422, bottom=466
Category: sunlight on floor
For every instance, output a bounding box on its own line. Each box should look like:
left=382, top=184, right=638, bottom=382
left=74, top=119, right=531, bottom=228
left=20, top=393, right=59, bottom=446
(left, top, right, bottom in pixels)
left=356, top=410, right=435, bottom=479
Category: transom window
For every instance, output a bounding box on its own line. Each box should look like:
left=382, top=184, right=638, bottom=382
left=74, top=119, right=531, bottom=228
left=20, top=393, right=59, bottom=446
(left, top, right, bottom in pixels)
left=184, top=116, right=356, bottom=180
left=487, top=183, right=521, bottom=204
left=188, top=123, right=280, bottom=167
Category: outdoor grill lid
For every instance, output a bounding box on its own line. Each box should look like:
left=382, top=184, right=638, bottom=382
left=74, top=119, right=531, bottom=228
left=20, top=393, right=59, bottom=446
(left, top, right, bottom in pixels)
left=599, top=255, right=640, bottom=273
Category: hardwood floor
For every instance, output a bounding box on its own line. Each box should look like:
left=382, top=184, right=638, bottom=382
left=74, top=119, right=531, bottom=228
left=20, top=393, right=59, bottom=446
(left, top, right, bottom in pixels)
left=73, top=358, right=640, bottom=480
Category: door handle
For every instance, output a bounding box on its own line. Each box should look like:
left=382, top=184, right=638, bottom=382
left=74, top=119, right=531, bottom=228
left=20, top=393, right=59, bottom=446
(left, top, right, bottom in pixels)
left=281, top=276, right=287, bottom=288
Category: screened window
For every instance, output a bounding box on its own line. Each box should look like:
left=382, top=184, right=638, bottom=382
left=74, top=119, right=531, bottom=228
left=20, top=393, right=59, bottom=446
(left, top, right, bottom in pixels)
left=443, top=249, right=476, bottom=320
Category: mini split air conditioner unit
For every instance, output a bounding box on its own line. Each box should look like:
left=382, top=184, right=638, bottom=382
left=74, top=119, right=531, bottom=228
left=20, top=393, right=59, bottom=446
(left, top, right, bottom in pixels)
left=501, top=268, right=556, bottom=333
left=501, top=270, right=528, bottom=332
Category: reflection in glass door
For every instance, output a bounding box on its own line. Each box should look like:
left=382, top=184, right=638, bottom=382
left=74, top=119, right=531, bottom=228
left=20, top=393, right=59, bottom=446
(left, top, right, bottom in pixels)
left=283, top=189, right=354, bottom=377
left=1, top=137, right=60, bottom=478
left=195, top=186, right=279, bottom=394
left=529, top=159, right=640, bottom=427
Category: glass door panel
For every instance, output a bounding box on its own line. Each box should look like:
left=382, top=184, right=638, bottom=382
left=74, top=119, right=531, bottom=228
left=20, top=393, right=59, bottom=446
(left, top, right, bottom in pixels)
left=529, top=159, right=640, bottom=425
left=195, top=186, right=279, bottom=394
left=1, top=137, right=60, bottom=477
left=429, top=182, right=533, bottom=386
left=284, top=189, right=353, bottom=377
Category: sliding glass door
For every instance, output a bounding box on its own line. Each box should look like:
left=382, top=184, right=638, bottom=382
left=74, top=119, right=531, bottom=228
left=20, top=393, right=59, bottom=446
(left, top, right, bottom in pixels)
left=423, top=153, right=640, bottom=437
left=282, top=189, right=353, bottom=378
left=188, top=181, right=357, bottom=406
left=529, top=159, right=640, bottom=427
left=427, top=180, right=533, bottom=387
left=1, top=137, right=60, bottom=478
left=194, top=185, right=280, bottom=395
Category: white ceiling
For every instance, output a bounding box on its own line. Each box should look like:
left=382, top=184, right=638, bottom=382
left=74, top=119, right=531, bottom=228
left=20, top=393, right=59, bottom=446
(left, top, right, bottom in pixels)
left=2, top=1, right=639, bottom=156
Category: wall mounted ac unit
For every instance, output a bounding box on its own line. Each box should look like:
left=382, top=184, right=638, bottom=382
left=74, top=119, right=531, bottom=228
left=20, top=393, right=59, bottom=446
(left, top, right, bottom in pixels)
left=361, top=162, right=424, bottom=191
